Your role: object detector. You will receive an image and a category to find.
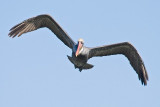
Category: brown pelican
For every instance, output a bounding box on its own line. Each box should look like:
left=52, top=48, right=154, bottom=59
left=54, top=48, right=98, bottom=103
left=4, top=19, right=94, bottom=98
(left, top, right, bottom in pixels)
left=8, top=14, right=148, bottom=85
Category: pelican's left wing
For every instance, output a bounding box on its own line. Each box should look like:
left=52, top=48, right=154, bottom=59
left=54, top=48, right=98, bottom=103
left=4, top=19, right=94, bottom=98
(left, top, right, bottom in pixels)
left=88, top=42, right=148, bottom=85
left=9, top=14, right=75, bottom=49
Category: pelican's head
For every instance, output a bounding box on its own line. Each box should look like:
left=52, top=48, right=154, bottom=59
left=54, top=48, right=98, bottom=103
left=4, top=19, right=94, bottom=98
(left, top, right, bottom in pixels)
left=75, top=38, right=84, bottom=57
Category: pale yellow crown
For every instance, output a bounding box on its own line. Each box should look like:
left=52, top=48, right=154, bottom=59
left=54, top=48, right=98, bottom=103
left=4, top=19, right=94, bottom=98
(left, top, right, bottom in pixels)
left=78, top=38, right=84, bottom=43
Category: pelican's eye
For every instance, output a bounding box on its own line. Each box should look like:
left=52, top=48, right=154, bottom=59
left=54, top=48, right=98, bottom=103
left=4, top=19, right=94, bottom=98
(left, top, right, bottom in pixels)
left=81, top=41, right=84, bottom=44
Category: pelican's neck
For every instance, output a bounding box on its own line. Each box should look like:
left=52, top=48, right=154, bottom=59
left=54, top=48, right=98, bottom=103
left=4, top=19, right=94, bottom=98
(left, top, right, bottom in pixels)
left=73, top=44, right=84, bottom=53
left=79, top=46, right=84, bottom=54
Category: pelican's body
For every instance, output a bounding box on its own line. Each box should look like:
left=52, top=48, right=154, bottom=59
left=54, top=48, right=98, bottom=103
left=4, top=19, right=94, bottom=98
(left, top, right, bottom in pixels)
left=68, top=45, right=93, bottom=71
left=8, top=14, right=148, bottom=85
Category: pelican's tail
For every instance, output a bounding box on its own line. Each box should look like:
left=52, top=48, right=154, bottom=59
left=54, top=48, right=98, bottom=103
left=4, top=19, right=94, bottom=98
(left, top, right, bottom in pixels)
left=82, top=63, right=94, bottom=69
left=67, top=55, right=94, bottom=71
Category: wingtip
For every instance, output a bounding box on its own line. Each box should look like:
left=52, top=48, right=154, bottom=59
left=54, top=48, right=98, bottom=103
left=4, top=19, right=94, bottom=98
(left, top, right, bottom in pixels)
left=8, top=33, right=13, bottom=38
left=143, top=80, right=147, bottom=86
left=140, top=73, right=148, bottom=86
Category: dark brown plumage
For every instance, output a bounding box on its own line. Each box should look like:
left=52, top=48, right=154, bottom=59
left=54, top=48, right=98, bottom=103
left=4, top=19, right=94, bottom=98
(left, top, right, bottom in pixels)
left=9, top=14, right=75, bottom=49
left=8, top=14, right=148, bottom=85
left=89, top=42, right=148, bottom=85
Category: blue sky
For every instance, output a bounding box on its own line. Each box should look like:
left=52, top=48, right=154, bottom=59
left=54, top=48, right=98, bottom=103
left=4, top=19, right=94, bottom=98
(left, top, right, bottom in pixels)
left=0, top=0, right=160, bottom=107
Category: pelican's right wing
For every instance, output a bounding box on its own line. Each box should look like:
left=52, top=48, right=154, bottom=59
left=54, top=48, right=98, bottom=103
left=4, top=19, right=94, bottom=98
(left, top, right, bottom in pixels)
left=9, top=14, right=76, bottom=49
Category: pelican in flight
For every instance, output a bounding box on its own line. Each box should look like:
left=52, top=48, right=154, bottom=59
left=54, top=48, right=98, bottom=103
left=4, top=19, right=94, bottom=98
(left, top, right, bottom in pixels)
left=9, top=14, right=148, bottom=85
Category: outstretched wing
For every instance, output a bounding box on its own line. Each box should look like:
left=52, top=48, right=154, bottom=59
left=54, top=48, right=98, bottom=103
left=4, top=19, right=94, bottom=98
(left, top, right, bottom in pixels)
left=88, top=42, right=148, bottom=85
left=8, top=14, right=76, bottom=49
